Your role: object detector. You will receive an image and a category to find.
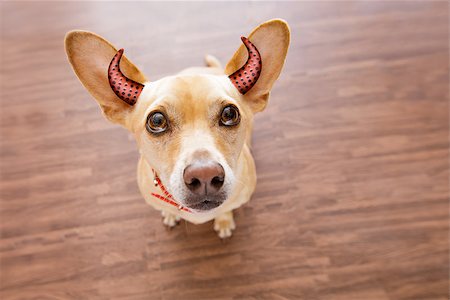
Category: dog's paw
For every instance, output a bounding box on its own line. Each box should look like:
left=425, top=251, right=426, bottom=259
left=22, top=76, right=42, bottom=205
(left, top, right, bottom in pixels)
left=161, top=211, right=181, bottom=228
left=214, top=211, right=235, bottom=239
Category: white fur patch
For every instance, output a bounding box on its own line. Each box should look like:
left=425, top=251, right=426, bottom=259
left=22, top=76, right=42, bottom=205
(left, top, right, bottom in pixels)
left=168, top=129, right=235, bottom=210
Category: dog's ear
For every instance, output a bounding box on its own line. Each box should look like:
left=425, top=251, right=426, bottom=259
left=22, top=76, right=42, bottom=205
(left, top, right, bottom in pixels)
left=225, top=19, right=290, bottom=113
left=65, top=30, right=147, bottom=127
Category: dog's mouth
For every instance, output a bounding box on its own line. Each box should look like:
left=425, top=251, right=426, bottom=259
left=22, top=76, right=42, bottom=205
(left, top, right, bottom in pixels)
left=183, top=192, right=226, bottom=211
left=188, top=199, right=223, bottom=211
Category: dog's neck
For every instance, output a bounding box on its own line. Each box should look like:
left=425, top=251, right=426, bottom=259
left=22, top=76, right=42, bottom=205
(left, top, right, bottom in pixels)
left=140, top=158, right=191, bottom=212
left=151, top=169, right=192, bottom=213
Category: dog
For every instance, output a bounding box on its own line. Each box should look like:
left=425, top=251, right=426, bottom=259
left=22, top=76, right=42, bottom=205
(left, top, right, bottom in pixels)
left=65, top=19, right=290, bottom=238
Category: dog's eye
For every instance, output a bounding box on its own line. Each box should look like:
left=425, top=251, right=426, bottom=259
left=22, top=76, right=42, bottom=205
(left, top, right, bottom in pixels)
left=146, top=112, right=168, bottom=134
left=220, top=105, right=240, bottom=126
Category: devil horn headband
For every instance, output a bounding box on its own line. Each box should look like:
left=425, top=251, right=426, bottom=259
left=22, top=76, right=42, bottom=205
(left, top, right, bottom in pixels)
left=228, top=37, right=262, bottom=94
left=108, top=49, right=144, bottom=105
left=108, top=37, right=260, bottom=105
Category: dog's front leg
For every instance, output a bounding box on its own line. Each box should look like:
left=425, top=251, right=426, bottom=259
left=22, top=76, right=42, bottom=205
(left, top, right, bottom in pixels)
left=161, top=210, right=181, bottom=228
left=214, top=211, right=235, bottom=239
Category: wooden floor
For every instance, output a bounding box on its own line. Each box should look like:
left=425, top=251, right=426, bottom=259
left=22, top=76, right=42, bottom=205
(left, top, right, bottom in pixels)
left=1, top=2, right=448, bottom=299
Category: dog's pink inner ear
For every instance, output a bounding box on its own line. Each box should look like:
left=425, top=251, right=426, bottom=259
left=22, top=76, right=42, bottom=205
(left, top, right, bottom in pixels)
left=108, top=49, right=145, bottom=106
left=228, top=37, right=262, bottom=95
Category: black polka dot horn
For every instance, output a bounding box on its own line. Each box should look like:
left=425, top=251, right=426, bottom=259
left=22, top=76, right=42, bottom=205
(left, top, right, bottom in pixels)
left=228, top=37, right=262, bottom=95
left=108, top=49, right=144, bottom=106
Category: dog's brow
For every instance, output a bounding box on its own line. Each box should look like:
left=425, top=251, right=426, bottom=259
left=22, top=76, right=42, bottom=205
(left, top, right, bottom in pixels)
left=148, top=96, right=168, bottom=110
left=219, top=97, right=239, bottom=107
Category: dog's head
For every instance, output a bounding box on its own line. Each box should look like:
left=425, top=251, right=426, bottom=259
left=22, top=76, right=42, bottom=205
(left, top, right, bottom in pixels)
left=65, top=19, right=290, bottom=212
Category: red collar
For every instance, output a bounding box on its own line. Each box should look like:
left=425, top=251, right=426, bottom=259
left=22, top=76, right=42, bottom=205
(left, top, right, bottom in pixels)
left=151, top=169, right=191, bottom=213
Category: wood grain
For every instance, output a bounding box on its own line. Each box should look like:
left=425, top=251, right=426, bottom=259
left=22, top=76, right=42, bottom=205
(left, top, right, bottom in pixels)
left=1, top=2, right=448, bottom=299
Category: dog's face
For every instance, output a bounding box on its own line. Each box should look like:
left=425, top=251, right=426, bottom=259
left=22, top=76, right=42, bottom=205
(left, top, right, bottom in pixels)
left=132, top=75, right=252, bottom=210
left=65, top=19, right=290, bottom=212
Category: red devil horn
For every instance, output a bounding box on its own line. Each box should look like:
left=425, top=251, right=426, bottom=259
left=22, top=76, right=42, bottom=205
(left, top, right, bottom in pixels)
left=228, top=37, right=262, bottom=95
left=108, top=49, right=144, bottom=105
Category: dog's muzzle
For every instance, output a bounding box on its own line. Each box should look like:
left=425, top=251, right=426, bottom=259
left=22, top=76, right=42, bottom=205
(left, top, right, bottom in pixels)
left=183, top=160, right=226, bottom=210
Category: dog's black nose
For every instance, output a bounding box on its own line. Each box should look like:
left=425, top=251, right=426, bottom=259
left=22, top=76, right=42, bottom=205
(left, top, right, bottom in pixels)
left=183, top=161, right=225, bottom=196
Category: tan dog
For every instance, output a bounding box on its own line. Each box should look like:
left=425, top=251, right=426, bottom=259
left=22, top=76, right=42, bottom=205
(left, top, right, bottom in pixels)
left=65, top=19, right=290, bottom=238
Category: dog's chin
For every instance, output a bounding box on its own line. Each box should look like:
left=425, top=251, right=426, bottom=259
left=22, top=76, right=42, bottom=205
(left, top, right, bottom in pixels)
left=184, top=193, right=227, bottom=212
left=189, top=200, right=223, bottom=212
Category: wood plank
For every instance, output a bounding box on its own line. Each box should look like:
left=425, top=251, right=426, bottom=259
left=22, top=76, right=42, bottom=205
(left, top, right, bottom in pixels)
left=1, top=2, right=448, bottom=299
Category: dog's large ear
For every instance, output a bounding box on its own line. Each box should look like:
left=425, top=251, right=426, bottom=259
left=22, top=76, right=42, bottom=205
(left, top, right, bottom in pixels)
left=225, top=19, right=290, bottom=113
left=65, top=30, right=147, bottom=127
